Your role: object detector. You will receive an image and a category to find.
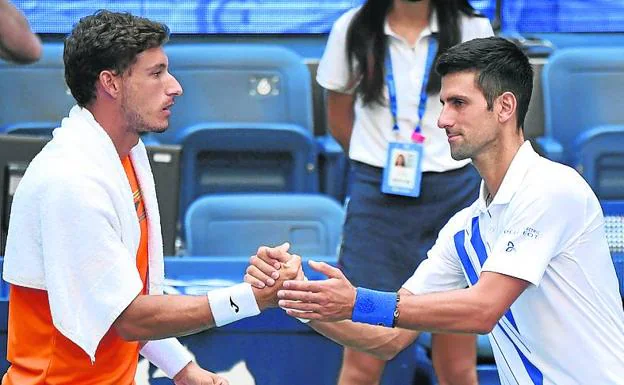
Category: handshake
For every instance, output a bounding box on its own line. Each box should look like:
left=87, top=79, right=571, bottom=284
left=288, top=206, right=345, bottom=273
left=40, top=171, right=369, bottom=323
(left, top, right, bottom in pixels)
left=243, top=242, right=358, bottom=323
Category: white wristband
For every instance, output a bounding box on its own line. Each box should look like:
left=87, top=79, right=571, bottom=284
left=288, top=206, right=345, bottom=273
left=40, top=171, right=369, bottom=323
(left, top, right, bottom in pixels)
left=140, top=338, right=193, bottom=379
left=208, top=282, right=260, bottom=327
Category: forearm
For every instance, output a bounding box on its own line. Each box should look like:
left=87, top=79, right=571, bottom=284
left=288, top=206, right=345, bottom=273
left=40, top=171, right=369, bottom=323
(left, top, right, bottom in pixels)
left=116, top=283, right=276, bottom=341
left=115, top=294, right=215, bottom=341
left=396, top=289, right=497, bottom=334
left=308, top=320, right=417, bottom=360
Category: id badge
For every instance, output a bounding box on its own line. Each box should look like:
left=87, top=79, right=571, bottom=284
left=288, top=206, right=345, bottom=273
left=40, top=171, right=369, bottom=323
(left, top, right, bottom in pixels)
left=381, top=142, right=423, bottom=197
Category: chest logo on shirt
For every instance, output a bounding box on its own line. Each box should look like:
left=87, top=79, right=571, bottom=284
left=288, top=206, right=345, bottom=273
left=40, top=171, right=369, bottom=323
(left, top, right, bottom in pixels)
left=505, top=241, right=516, bottom=253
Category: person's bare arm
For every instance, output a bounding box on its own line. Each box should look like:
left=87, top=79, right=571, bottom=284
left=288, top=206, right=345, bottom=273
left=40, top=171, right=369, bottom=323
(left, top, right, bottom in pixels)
left=114, top=294, right=219, bottom=341
left=0, top=0, right=41, bottom=63
left=279, top=262, right=529, bottom=335
left=114, top=247, right=300, bottom=341
left=393, top=271, right=529, bottom=334
left=326, top=89, right=355, bottom=153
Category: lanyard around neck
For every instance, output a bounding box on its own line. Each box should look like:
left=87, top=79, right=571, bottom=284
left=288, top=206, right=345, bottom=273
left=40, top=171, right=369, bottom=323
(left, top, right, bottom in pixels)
left=385, top=35, right=438, bottom=141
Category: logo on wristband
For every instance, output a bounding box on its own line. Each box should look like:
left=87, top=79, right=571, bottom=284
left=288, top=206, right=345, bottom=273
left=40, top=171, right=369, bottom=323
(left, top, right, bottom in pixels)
left=230, top=297, right=240, bottom=313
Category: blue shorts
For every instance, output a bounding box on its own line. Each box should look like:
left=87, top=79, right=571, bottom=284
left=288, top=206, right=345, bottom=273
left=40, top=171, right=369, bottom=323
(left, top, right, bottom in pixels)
left=338, top=161, right=481, bottom=291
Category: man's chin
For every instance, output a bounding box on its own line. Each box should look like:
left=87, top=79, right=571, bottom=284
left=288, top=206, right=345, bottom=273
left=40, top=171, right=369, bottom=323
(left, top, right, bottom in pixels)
left=139, top=125, right=168, bottom=134
left=151, top=126, right=168, bottom=134
left=450, top=150, right=470, bottom=161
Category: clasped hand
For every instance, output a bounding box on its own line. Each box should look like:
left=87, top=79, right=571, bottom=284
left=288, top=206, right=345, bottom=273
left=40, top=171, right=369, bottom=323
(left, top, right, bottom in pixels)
left=245, top=243, right=357, bottom=322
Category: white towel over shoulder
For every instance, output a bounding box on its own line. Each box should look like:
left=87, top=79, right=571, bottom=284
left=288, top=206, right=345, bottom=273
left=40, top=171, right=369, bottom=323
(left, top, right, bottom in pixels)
left=3, top=106, right=165, bottom=362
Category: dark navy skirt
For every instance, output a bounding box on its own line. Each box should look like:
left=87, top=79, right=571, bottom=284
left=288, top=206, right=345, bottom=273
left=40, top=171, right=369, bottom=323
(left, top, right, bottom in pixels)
left=338, top=161, right=481, bottom=291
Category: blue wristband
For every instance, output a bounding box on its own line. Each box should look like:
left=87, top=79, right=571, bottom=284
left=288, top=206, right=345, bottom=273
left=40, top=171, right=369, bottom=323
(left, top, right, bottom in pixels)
left=351, top=287, right=398, bottom=328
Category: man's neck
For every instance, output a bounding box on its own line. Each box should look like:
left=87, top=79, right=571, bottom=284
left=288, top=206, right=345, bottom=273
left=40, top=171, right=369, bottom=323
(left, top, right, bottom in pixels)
left=86, top=103, right=138, bottom=159
left=474, top=135, right=525, bottom=202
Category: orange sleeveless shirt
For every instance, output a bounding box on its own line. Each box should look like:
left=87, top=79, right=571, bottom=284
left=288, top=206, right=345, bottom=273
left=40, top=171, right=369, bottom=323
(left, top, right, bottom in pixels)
left=2, top=156, right=149, bottom=385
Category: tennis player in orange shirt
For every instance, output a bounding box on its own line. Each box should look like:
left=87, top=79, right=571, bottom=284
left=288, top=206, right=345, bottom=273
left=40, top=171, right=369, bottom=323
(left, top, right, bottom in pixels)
left=2, top=10, right=298, bottom=385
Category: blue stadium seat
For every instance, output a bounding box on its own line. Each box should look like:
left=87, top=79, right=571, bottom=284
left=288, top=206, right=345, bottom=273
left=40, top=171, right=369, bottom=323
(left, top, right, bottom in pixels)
left=538, top=47, right=624, bottom=165
left=317, top=135, right=349, bottom=203
left=0, top=43, right=74, bottom=133
left=160, top=43, right=348, bottom=203
left=160, top=43, right=314, bottom=143
left=575, top=125, right=624, bottom=199
left=176, top=122, right=319, bottom=223
left=184, top=193, right=344, bottom=257
left=602, top=200, right=624, bottom=298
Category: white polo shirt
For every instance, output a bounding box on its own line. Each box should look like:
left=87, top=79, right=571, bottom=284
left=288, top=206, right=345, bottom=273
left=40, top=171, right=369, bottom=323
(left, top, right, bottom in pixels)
left=316, top=8, right=493, bottom=171
left=403, top=142, right=624, bottom=384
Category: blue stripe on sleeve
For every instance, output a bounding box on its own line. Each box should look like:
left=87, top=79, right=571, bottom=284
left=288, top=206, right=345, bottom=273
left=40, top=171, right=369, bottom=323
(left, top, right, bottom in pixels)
left=470, top=216, right=488, bottom=266
left=454, top=230, right=478, bottom=286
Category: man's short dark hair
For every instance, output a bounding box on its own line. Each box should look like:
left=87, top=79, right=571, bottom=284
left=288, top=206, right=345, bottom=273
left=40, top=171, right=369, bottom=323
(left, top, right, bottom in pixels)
left=436, top=36, right=533, bottom=131
left=64, top=10, right=170, bottom=107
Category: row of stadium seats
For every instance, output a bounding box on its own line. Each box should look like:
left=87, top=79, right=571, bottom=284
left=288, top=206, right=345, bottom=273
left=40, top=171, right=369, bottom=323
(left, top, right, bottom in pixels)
left=537, top=47, right=624, bottom=200
left=0, top=40, right=622, bottom=263
left=1, top=40, right=622, bottom=286
left=0, top=43, right=349, bottom=229
left=1, top=42, right=623, bottom=209
left=0, top=43, right=314, bottom=138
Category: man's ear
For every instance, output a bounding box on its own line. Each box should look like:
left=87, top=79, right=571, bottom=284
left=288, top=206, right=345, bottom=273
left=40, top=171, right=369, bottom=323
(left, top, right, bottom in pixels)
left=97, top=70, right=122, bottom=99
left=497, top=91, right=517, bottom=125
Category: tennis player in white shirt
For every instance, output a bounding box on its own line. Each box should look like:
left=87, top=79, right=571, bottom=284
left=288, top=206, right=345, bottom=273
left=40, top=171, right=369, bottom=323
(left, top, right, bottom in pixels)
left=246, top=36, right=624, bottom=384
